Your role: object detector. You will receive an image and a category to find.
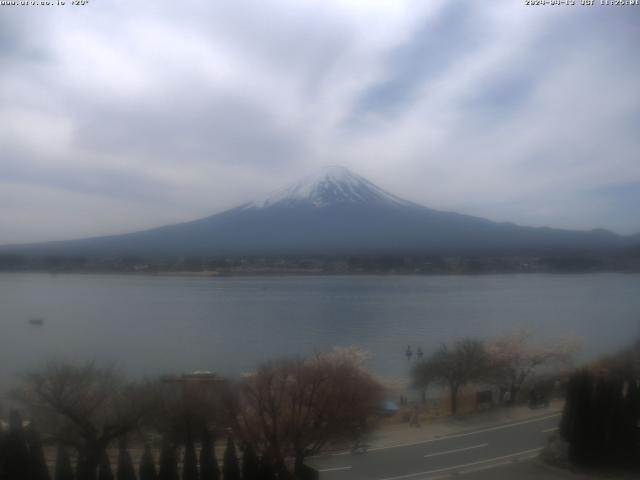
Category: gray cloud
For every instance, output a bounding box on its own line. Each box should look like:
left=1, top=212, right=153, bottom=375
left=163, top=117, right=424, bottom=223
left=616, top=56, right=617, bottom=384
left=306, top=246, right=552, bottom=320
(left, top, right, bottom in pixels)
left=352, top=2, right=483, bottom=119
left=0, top=149, right=172, bottom=204
left=1, top=1, right=639, bottom=243
left=71, top=95, right=305, bottom=170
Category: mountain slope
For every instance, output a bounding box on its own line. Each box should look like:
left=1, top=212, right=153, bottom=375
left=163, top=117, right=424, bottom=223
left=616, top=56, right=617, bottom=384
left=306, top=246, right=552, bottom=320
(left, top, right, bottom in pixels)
left=2, top=166, right=637, bottom=257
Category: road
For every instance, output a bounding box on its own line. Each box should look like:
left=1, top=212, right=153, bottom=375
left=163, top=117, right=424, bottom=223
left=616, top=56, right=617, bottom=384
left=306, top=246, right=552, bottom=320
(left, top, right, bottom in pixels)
left=309, top=413, right=562, bottom=480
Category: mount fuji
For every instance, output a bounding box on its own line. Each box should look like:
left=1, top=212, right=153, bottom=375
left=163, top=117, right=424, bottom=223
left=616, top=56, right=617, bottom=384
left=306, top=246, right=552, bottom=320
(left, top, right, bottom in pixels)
left=243, top=165, right=412, bottom=210
left=3, top=166, right=638, bottom=257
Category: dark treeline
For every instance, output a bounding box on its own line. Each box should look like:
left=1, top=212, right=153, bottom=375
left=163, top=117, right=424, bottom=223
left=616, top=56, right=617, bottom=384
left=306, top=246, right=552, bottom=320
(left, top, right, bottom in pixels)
left=559, top=340, right=640, bottom=470
left=561, top=371, right=640, bottom=468
left=1, top=252, right=640, bottom=274
left=0, top=411, right=264, bottom=480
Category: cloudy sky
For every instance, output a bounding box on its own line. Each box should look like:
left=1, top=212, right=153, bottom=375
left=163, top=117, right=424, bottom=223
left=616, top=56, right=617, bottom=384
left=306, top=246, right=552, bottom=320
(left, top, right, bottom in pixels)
left=1, top=0, right=639, bottom=244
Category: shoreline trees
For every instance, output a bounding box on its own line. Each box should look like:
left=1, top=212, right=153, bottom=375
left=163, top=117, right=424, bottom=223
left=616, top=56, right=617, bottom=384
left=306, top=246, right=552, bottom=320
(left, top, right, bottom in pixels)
left=487, top=330, right=580, bottom=402
left=228, top=349, right=383, bottom=473
left=1, top=335, right=637, bottom=478
left=412, top=339, right=489, bottom=415
left=411, top=333, right=581, bottom=415
left=3, top=348, right=380, bottom=479
left=12, top=361, right=150, bottom=479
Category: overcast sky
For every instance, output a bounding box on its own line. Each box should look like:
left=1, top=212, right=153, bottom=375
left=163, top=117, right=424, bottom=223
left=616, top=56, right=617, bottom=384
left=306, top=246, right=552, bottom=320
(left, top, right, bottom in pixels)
left=1, top=0, right=639, bottom=244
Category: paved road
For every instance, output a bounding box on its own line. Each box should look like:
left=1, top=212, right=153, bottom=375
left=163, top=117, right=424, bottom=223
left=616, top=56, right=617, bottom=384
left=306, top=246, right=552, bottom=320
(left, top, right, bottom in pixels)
left=309, top=413, right=561, bottom=480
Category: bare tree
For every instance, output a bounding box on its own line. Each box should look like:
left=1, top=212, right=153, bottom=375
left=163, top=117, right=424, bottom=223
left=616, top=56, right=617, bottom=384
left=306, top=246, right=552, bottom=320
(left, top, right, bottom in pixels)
left=230, top=350, right=383, bottom=475
left=141, top=373, right=231, bottom=443
left=422, top=339, right=489, bottom=415
left=487, top=330, right=580, bottom=398
left=13, top=361, right=149, bottom=479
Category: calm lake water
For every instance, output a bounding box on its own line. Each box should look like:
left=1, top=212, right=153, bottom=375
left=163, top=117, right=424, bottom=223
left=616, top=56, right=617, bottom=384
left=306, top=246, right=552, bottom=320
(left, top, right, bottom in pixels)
left=1, top=273, right=639, bottom=390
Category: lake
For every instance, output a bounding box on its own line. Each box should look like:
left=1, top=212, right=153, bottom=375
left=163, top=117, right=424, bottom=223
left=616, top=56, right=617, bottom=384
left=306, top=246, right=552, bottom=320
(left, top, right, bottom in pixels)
left=1, top=273, right=639, bottom=391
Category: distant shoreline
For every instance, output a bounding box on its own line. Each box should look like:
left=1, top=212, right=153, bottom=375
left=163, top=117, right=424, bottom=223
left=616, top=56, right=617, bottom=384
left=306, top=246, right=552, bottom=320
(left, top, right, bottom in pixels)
left=2, top=250, right=640, bottom=276
left=1, top=268, right=640, bottom=277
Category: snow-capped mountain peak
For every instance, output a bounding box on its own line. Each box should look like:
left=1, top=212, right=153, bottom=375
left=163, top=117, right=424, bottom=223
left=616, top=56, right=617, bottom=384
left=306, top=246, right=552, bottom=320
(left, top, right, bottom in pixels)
left=245, top=165, right=410, bottom=209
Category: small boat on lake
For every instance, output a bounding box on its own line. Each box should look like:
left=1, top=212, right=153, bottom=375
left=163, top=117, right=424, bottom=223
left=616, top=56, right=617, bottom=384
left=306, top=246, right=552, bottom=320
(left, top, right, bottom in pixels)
left=29, top=318, right=44, bottom=326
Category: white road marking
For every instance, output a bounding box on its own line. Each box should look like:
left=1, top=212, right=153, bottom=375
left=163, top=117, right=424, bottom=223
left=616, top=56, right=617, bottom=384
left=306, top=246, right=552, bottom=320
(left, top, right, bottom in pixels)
left=457, top=448, right=542, bottom=475
left=423, top=443, right=488, bottom=458
left=542, top=427, right=558, bottom=433
left=361, top=413, right=560, bottom=454
left=375, top=447, right=544, bottom=480
left=458, top=460, right=512, bottom=475
left=318, top=466, right=352, bottom=472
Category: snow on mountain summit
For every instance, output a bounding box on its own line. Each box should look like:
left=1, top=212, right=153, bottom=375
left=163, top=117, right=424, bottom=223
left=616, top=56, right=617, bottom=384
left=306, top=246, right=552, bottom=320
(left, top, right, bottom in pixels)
left=245, top=165, right=411, bottom=209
